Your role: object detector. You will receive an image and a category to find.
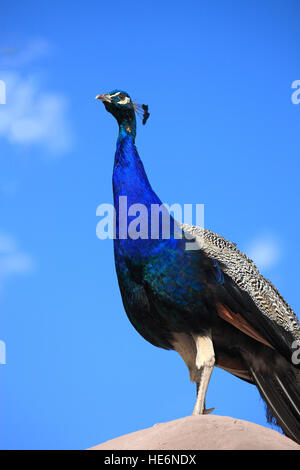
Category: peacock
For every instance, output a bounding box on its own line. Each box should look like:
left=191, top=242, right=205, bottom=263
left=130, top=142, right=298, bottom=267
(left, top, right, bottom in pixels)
left=96, top=90, right=300, bottom=443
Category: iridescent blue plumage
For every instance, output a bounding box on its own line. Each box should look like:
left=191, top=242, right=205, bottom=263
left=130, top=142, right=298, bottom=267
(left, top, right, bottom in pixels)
left=112, top=130, right=209, bottom=348
left=96, top=89, right=300, bottom=443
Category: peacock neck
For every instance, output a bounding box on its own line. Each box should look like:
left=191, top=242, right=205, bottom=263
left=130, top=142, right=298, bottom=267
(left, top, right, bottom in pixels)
left=118, top=115, right=136, bottom=143
left=112, top=130, right=182, bottom=254
left=113, top=131, right=161, bottom=208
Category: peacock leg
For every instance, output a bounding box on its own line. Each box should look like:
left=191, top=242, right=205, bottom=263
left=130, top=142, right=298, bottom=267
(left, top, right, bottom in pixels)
left=203, top=400, right=215, bottom=415
left=196, top=382, right=215, bottom=414
left=192, top=331, right=215, bottom=415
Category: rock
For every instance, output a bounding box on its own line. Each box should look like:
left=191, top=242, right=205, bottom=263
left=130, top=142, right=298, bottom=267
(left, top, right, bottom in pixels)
left=90, top=415, right=300, bottom=450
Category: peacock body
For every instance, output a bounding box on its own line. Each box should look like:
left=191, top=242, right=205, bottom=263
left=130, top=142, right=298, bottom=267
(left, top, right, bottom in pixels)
left=96, top=90, right=300, bottom=443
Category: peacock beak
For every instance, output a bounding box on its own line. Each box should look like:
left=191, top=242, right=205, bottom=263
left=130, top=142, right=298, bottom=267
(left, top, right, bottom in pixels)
left=95, top=94, right=112, bottom=103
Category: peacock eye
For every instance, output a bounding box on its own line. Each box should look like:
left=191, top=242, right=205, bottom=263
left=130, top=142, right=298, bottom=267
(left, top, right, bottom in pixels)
left=118, top=93, right=126, bottom=101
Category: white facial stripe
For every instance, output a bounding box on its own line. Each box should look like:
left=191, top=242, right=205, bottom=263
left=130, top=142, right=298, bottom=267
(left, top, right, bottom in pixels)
left=109, top=92, right=121, bottom=98
left=118, top=96, right=131, bottom=105
left=109, top=92, right=131, bottom=105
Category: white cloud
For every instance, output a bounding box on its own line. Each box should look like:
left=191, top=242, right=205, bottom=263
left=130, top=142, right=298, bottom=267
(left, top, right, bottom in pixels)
left=245, top=235, right=281, bottom=271
left=0, top=253, right=34, bottom=276
left=0, top=233, right=17, bottom=253
left=0, top=40, right=73, bottom=156
left=0, top=39, right=50, bottom=68
left=0, top=232, right=34, bottom=292
left=0, top=72, right=72, bottom=155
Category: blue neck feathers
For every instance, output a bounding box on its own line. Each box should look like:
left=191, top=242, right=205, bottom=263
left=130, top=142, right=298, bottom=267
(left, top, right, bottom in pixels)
left=112, top=123, right=182, bottom=254
left=113, top=130, right=162, bottom=209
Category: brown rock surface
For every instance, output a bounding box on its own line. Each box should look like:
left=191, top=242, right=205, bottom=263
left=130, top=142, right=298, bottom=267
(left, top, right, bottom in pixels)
left=90, top=415, right=300, bottom=450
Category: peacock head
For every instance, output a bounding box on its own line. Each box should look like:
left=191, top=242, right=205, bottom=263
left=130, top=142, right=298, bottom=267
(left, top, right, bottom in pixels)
left=95, top=90, right=149, bottom=128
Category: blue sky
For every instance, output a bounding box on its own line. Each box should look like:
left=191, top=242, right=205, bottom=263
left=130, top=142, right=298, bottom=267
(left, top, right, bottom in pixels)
left=1, top=0, right=300, bottom=450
